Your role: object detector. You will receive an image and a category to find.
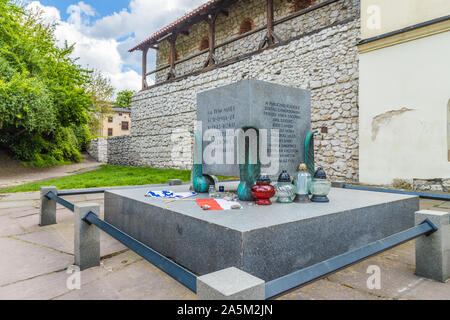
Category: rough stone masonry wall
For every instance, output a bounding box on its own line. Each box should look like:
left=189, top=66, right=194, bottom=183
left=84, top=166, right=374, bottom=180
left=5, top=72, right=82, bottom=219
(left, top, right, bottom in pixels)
left=87, top=138, right=107, bottom=163
left=118, top=0, right=360, bottom=182
left=156, top=0, right=357, bottom=83
left=106, top=135, right=135, bottom=166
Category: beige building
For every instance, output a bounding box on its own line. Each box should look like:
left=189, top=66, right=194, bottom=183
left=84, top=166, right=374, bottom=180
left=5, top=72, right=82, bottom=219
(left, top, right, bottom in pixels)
left=100, top=108, right=131, bottom=137
left=358, top=0, right=450, bottom=188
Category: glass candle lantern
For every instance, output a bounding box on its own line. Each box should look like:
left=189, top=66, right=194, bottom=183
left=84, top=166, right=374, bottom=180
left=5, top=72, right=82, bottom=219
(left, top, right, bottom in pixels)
left=310, top=167, right=331, bottom=203
left=293, top=163, right=312, bottom=203
left=251, top=174, right=275, bottom=205
left=275, top=171, right=295, bottom=203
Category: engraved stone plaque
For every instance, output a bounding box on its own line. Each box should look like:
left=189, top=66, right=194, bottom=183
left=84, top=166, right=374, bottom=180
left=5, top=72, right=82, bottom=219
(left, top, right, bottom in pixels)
left=197, top=79, right=311, bottom=178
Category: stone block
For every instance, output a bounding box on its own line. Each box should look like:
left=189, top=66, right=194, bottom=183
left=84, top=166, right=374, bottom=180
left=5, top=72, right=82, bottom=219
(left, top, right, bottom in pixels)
left=74, top=203, right=100, bottom=271
left=168, top=179, right=183, bottom=186
left=415, top=210, right=450, bottom=282
left=40, top=187, right=57, bottom=227
left=197, top=267, right=265, bottom=300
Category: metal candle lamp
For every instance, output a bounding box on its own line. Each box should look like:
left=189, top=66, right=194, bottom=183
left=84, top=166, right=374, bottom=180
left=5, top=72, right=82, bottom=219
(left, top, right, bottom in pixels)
left=310, top=167, right=331, bottom=203
left=275, top=171, right=296, bottom=203
left=293, top=163, right=312, bottom=203
left=251, top=174, right=275, bottom=205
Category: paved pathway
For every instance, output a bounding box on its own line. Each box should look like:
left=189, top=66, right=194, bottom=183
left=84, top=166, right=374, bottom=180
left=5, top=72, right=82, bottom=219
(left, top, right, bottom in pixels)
left=0, top=192, right=448, bottom=300
left=0, top=152, right=102, bottom=189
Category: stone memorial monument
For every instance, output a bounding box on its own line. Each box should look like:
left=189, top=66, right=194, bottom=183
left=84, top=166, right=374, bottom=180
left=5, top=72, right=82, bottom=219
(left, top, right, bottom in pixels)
left=104, top=80, right=418, bottom=282
left=197, top=79, right=311, bottom=178
left=193, top=79, right=312, bottom=199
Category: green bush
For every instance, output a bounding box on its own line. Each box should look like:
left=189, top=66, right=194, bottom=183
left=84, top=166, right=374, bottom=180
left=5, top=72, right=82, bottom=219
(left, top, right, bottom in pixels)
left=0, top=0, right=94, bottom=167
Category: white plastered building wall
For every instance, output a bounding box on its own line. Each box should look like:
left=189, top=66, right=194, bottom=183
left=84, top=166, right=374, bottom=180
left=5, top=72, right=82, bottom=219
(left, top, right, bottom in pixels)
left=358, top=0, right=450, bottom=185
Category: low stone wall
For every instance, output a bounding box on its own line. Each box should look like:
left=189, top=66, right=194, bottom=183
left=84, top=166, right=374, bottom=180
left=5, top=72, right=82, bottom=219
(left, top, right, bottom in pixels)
left=393, top=178, right=450, bottom=193
left=87, top=138, right=107, bottom=163
left=106, top=135, right=134, bottom=166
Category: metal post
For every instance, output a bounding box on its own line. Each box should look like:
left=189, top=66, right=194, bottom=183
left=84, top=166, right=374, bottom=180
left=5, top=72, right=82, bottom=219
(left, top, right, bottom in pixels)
left=74, top=204, right=100, bottom=271
left=40, top=187, right=57, bottom=226
left=415, top=210, right=450, bottom=282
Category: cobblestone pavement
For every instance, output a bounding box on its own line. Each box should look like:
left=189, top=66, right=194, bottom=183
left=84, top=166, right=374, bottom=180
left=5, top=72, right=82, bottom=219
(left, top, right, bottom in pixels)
left=0, top=192, right=448, bottom=300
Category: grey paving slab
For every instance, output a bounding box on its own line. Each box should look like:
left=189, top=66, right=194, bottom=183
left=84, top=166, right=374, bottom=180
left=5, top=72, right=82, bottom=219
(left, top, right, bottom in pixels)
left=397, top=278, right=450, bottom=300
left=8, top=208, right=39, bottom=219
left=420, top=199, right=450, bottom=212
left=278, top=241, right=450, bottom=300
left=278, top=278, right=379, bottom=300
left=0, top=215, right=25, bottom=237
left=0, top=192, right=40, bottom=201
left=56, top=260, right=196, bottom=300
left=437, top=201, right=450, bottom=209
left=325, top=242, right=450, bottom=300
left=15, top=221, right=126, bottom=257
left=0, top=200, right=39, bottom=209
left=0, top=249, right=142, bottom=300
left=0, top=206, right=39, bottom=217
left=0, top=237, right=73, bottom=287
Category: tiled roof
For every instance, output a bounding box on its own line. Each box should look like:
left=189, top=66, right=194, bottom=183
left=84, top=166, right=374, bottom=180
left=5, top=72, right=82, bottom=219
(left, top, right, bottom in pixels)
left=112, top=108, right=131, bottom=113
left=129, top=0, right=221, bottom=52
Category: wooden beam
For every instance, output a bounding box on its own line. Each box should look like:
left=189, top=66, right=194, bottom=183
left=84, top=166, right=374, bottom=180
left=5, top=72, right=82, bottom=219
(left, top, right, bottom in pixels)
left=144, top=0, right=341, bottom=82
left=204, top=11, right=220, bottom=67
left=142, top=46, right=149, bottom=89
left=259, top=0, right=280, bottom=50
left=167, top=34, right=178, bottom=80
left=267, top=0, right=274, bottom=45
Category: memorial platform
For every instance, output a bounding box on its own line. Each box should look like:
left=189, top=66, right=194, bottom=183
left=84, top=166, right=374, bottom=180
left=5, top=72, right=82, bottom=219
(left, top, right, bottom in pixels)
left=105, top=183, right=418, bottom=281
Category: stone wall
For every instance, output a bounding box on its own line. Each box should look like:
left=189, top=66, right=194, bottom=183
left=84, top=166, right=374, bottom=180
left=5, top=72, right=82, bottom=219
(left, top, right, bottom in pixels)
left=155, top=0, right=357, bottom=83
left=125, top=0, right=361, bottom=182
left=106, top=135, right=134, bottom=166
left=87, top=138, right=107, bottom=163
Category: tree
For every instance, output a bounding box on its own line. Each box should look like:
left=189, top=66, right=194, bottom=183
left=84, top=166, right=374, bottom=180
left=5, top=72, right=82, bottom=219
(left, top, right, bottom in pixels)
left=0, top=0, right=93, bottom=166
left=115, top=90, right=135, bottom=109
left=84, top=70, right=115, bottom=137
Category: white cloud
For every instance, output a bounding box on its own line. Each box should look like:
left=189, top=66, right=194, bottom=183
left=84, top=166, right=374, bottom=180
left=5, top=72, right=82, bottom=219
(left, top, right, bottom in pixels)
left=67, top=1, right=95, bottom=27
left=25, top=0, right=206, bottom=94
left=27, top=1, right=61, bottom=24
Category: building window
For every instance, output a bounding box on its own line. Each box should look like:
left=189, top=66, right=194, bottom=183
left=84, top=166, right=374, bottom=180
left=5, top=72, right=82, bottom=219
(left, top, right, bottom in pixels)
left=108, top=128, right=113, bottom=136
left=122, top=121, right=129, bottom=131
left=108, top=117, right=113, bottom=123
left=238, top=18, right=255, bottom=35
left=291, top=0, right=315, bottom=12
left=199, top=37, right=209, bottom=51
left=119, top=113, right=122, bottom=116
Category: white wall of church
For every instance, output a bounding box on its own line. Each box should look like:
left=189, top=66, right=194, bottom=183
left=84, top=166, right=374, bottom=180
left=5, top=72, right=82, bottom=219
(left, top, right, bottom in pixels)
left=359, top=31, right=450, bottom=185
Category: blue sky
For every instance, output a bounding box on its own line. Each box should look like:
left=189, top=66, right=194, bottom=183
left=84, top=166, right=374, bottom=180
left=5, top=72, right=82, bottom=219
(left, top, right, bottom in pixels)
left=39, top=0, right=131, bottom=21
left=26, top=0, right=206, bottom=92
